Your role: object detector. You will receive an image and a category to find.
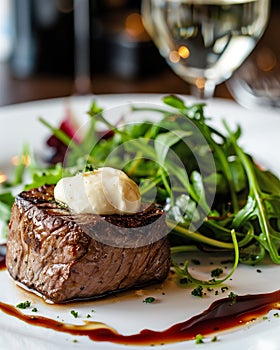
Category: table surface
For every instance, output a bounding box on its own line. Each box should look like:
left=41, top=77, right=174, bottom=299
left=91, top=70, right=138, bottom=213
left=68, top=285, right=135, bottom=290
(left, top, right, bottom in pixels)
left=0, top=8, right=279, bottom=107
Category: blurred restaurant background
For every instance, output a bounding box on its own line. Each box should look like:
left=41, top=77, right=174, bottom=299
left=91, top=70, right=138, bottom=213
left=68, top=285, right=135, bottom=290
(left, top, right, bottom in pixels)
left=0, top=0, right=279, bottom=105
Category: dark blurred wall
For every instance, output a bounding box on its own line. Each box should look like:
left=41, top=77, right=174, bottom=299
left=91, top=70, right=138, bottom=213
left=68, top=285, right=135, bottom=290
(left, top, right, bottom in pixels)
left=9, top=0, right=163, bottom=79
left=9, top=0, right=279, bottom=80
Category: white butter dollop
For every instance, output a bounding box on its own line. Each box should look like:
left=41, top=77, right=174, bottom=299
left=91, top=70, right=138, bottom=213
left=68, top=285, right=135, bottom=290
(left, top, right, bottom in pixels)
left=54, top=167, right=141, bottom=215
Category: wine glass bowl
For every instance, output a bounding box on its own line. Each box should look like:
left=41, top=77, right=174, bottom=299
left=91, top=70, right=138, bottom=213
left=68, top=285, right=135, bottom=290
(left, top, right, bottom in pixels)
left=141, top=0, right=270, bottom=98
left=226, top=45, right=280, bottom=108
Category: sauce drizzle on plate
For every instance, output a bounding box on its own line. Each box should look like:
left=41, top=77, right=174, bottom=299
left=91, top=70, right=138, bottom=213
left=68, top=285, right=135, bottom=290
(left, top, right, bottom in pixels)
left=0, top=289, right=279, bottom=345
left=0, top=244, right=6, bottom=271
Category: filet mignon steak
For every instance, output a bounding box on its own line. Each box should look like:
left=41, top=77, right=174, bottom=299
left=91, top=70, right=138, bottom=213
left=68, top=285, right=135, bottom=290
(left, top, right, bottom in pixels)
left=6, top=185, right=170, bottom=303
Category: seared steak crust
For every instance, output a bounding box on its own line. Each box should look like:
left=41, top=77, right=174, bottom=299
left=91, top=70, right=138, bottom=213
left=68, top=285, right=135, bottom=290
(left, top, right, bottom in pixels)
left=6, top=185, right=170, bottom=303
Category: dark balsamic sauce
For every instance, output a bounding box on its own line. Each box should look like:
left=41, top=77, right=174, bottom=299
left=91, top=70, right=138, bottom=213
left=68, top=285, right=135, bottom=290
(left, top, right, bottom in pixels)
left=0, top=289, right=279, bottom=345
left=0, top=244, right=6, bottom=270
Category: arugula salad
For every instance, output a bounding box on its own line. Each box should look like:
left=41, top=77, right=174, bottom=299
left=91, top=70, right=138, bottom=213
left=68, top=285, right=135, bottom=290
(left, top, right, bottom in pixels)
left=1, top=95, right=280, bottom=285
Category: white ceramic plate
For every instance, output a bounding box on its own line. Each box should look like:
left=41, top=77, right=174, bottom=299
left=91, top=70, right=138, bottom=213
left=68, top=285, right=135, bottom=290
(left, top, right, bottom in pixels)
left=0, top=94, right=280, bottom=350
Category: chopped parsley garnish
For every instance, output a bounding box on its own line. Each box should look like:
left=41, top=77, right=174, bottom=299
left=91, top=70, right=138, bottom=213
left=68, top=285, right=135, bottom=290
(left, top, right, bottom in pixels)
left=211, top=267, right=223, bottom=278
left=195, top=334, right=204, bottom=344
left=228, top=292, right=237, bottom=305
left=16, top=301, right=31, bottom=309
left=191, top=285, right=203, bottom=297
left=84, top=164, right=96, bottom=172
left=31, top=307, right=38, bottom=312
left=70, top=310, right=79, bottom=318
left=143, top=297, right=155, bottom=303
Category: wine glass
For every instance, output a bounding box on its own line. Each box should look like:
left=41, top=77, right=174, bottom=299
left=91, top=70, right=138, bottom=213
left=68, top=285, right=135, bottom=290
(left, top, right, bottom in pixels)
left=141, top=0, right=270, bottom=99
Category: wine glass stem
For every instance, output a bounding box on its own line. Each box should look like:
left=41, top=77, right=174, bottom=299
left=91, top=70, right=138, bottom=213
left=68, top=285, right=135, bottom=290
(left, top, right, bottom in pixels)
left=74, top=0, right=91, bottom=94
left=190, top=80, right=216, bottom=99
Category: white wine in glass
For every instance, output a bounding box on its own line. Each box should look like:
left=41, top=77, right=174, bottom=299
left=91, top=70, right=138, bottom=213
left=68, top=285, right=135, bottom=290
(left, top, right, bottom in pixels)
left=141, top=0, right=270, bottom=98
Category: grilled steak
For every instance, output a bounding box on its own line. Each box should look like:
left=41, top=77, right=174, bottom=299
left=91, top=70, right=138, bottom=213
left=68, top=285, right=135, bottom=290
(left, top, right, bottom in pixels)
left=6, top=185, right=170, bottom=303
